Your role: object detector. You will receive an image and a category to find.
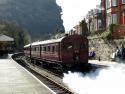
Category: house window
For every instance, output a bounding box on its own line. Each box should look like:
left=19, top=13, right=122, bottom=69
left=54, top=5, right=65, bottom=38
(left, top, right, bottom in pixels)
left=98, top=20, right=102, bottom=29
left=112, top=13, right=117, bottom=24
left=112, top=0, right=117, bottom=6
left=122, top=0, right=125, bottom=4
left=106, top=0, right=111, bottom=9
left=123, top=11, right=125, bottom=24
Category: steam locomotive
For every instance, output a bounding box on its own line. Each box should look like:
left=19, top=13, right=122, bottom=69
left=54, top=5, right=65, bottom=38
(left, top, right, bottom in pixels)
left=24, top=35, right=88, bottom=68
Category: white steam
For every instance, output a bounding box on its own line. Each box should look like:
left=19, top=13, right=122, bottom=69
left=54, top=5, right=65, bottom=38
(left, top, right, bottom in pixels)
left=63, top=64, right=125, bottom=94
left=56, top=0, right=100, bottom=32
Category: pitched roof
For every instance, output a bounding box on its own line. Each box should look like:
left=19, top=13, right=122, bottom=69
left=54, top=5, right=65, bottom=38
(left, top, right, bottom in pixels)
left=0, top=34, right=14, bottom=42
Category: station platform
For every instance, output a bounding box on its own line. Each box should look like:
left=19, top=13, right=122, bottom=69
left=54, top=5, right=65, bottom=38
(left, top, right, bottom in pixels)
left=89, top=60, right=117, bottom=66
left=0, top=59, right=55, bottom=94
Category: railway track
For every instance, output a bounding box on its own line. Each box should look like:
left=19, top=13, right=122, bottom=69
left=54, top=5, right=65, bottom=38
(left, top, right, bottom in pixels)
left=30, top=68, right=74, bottom=94
left=13, top=55, right=75, bottom=94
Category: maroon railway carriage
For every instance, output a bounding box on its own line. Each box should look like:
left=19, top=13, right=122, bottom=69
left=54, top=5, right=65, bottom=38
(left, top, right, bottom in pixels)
left=24, top=35, right=88, bottom=67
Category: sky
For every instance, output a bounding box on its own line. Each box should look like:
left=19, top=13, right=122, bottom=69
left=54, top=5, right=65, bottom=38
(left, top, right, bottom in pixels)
left=56, top=0, right=101, bottom=32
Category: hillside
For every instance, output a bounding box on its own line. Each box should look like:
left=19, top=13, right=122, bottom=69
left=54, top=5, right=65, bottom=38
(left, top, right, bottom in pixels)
left=0, top=0, right=64, bottom=40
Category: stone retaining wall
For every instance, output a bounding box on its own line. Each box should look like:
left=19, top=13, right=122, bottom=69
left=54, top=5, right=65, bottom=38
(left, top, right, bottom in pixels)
left=89, top=37, right=125, bottom=60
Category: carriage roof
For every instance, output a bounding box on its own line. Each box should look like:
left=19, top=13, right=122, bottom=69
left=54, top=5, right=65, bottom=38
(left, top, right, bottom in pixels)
left=24, top=37, right=64, bottom=48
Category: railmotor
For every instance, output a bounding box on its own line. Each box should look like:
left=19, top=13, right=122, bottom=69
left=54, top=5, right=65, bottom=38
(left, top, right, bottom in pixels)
left=24, top=35, right=88, bottom=68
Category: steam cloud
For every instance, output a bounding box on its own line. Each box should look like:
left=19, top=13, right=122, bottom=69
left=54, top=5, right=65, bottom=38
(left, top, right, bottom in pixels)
left=56, top=0, right=100, bottom=32
left=63, top=64, right=125, bottom=94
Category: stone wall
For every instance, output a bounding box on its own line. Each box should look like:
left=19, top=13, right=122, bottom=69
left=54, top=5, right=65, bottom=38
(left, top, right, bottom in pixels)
left=89, top=37, right=125, bottom=60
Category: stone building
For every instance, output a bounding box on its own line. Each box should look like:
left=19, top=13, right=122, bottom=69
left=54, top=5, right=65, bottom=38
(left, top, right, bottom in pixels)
left=0, top=34, right=14, bottom=55
left=86, top=7, right=104, bottom=33
left=69, top=24, right=81, bottom=35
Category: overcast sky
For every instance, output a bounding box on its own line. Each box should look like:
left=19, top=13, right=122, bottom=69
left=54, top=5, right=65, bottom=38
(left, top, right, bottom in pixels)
left=56, top=0, right=101, bottom=32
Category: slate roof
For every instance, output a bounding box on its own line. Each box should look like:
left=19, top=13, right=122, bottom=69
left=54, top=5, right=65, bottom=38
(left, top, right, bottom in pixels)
left=0, top=34, right=14, bottom=42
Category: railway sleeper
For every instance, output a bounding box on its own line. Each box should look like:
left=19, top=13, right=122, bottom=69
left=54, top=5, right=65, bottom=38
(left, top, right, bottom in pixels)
left=53, top=90, right=66, bottom=94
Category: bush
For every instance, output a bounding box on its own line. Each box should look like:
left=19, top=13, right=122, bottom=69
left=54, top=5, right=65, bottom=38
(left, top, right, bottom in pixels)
left=106, top=24, right=116, bottom=40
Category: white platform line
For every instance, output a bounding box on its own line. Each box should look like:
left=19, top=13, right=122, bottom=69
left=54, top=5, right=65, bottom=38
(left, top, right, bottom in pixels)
left=13, top=59, right=56, bottom=94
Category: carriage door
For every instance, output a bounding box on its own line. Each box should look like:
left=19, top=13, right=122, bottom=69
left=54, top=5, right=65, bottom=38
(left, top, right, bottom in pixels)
left=73, top=41, right=80, bottom=63
left=62, top=42, right=73, bottom=63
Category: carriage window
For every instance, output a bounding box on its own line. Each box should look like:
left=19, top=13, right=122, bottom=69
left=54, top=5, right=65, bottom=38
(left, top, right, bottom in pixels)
left=48, top=46, right=50, bottom=51
left=43, top=46, right=46, bottom=52
left=55, top=45, right=58, bottom=52
left=45, top=47, right=46, bottom=51
left=63, top=42, right=72, bottom=50
left=52, top=46, right=55, bottom=52
left=74, top=42, right=80, bottom=49
left=32, top=47, right=35, bottom=51
left=36, top=47, right=39, bottom=51
left=36, top=47, right=37, bottom=51
left=34, top=47, right=36, bottom=51
left=68, top=45, right=72, bottom=49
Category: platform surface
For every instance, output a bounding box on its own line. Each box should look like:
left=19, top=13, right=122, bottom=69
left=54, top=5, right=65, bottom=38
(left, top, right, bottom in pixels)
left=89, top=60, right=117, bottom=66
left=0, top=59, right=55, bottom=94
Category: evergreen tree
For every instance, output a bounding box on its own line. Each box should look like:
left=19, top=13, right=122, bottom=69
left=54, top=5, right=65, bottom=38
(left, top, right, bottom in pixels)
left=0, top=21, right=31, bottom=51
left=80, top=19, right=89, bottom=37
